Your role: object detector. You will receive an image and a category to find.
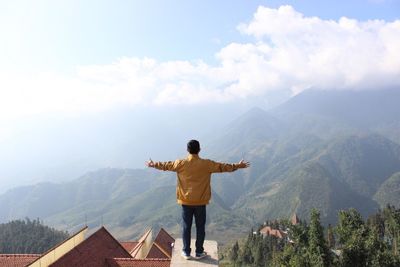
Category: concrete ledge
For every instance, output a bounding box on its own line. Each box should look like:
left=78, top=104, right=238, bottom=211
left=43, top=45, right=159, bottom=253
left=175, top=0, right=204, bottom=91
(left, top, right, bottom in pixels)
left=171, top=239, right=218, bottom=267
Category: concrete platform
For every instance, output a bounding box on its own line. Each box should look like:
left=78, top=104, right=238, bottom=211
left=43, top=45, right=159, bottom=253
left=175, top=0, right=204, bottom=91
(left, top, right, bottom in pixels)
left=171, top=239, right=218, bottom=267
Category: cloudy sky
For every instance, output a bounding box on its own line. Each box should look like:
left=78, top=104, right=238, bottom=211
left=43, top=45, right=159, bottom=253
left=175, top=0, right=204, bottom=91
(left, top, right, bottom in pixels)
left=0, top=0, right=399, bottom=121
left=0, top=0, right=400, bottom=190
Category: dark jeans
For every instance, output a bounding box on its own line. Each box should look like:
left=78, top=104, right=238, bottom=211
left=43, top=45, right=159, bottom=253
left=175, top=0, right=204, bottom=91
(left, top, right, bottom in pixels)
left=181, top=205, right=206, bottom=255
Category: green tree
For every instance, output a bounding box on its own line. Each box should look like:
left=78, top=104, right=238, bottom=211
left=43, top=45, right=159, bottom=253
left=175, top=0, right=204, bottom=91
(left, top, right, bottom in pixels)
left=308, top=209, right=331, bottom=267
left=289, top=221, right=309, bottom=247
left=336, top=208, right=364, bottom=246
left=274, top=244, right=309, bottom=267
left=383, top=205, right=400, bottom=256
left=254, top=240, right=264, bottom=267
left=0, top=218, right=69, bottom=254
left=337, top=209, right=368, bottom=267
left=240, top=231, right=254, bottom=265
left=230, top=241, right=239, bottom=265
left=326, top=224, right=335, bottom=249
left=365, top=226, right=398, bottom=267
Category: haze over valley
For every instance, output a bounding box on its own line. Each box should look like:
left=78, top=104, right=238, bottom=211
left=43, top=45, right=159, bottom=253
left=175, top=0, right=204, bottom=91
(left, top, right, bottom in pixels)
left=1, top=88, right=400, bottom=243
left=1, top=0, right=400, bottom=247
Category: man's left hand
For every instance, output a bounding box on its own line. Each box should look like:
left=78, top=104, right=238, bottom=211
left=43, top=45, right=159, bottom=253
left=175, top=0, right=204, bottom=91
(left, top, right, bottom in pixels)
left=238, top=159, right=250, bottom=168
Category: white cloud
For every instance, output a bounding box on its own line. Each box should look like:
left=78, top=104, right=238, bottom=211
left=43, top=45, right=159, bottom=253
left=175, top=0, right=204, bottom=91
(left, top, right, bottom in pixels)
left=237, top=5, right=400, bottom=93
left=0, top=5, right=399, bottom=120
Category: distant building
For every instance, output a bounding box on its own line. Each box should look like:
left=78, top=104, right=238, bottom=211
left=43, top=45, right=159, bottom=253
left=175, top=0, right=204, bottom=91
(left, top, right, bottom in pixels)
left=0, top=226, right=174, bottom=267
left=259, top=213, right=301, bottom=240
left=291, top=213, right=300, bottom=225
left=259, top=226, right=286, bottom=239
left=0, top=254, right=41, bottom=267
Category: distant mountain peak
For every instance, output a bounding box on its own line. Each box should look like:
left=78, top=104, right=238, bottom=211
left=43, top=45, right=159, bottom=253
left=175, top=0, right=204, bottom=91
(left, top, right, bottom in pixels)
left=273, top=88, right=400, bottom=127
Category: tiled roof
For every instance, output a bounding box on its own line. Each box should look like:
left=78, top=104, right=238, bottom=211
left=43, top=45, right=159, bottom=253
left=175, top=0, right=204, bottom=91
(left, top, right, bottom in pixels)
left=146, top=244, right=168, bottom=259
left=120, top=242, right=139, bottom=254
left=152, top=228, right=174, bottom=258
left=50, top=226, right=132, bottom=267
left=0, top=254, right=40, bottom=267
left=260, top=226, right=286, bottom=239
left=28, top=226, right=88, bottom=266
left=107, top=258, right=170, bottom=267
left=130, top=228, right=152, bottom=258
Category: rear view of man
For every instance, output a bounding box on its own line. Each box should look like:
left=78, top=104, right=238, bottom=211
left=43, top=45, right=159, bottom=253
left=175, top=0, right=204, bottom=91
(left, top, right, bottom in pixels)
left=146, top=140, right=250, bottom=260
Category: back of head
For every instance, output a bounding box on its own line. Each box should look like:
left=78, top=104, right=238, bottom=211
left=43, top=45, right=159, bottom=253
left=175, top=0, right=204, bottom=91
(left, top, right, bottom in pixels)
left=187, top=140, right=200, bottom=154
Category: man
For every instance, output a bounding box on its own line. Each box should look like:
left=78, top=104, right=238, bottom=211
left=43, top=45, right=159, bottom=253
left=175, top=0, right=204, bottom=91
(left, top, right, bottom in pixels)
left=146, top=140, right=250, bottom=260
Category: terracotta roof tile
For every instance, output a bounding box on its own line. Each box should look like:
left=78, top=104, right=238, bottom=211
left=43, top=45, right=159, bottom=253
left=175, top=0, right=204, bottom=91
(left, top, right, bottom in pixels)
left=146, top=244, right=168, bottom=259
left=260, top=226, right=286, bottom=239
left=28, top=226, right=88, bottom=266
left=120, top=242, right=139, bottom=254
left=50, top=226, right=132, bottom=267
left=152, top=228, right=174, bottom=258
left=107, top=258, right=170, bottom=267
left=0, top=254, right=40, bottom=267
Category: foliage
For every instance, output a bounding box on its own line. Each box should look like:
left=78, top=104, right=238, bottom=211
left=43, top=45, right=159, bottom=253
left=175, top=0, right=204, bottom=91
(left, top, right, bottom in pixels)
left=225, top=207, right=400, bottom=266
left=0, top=218, right=69, bottom=254
left=308, top=209, right=331, bottom=266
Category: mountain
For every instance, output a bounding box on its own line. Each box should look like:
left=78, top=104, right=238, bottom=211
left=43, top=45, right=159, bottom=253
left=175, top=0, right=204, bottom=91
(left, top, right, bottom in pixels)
left=0, top=168, right=250, bottom=243
left=205, top=107, right=285, bottom=159
left=272, top=88, right=400, bottom=141
left=232, top=134, right=400, bottom=224
left=316, top=134, right=400, bottom=197
left=1, top=88, right=400, bottom=244
left=374, top=172, right=400, bottom=208
left=274, top=88, right=400, bottom=128
left=0, top=104, right=245, bottom=193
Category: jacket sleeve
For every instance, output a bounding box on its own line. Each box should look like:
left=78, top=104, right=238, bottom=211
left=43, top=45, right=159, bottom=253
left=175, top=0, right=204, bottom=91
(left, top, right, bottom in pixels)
left=154, top=159, right=183, bottom=172
left=208, top=160, right=240, bottom=173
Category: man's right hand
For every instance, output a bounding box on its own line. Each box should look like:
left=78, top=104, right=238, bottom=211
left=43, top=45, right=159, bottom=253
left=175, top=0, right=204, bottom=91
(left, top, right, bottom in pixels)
left=146, top=158, right=155, bottom=168
left=238, top=159, right=250, bottom=168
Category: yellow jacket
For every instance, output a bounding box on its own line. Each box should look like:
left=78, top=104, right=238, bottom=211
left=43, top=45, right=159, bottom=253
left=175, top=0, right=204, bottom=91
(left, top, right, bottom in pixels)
left=154, top=154, right=240, bottom=205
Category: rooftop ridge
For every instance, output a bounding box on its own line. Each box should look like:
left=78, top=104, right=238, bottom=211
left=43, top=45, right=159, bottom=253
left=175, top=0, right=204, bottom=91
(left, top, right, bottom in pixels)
left=0, top=254, right=41, bottom=257
left=113, top=258, right=170, bottom=261
left=131, top=228, right=152, bottom=258
left=158, top=228, right=174, bottom=242
left=27, top=226, right=88, bottom=266
left=120, top=241, right=140, bottom=254
left=153, top=242, right=171, bottom=258
left=98, top=226, right=133, bottom=258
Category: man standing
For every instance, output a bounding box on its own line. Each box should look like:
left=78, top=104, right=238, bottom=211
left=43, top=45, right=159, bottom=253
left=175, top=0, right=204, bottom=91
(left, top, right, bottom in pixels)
left=146, top=140, right=250, bottom=260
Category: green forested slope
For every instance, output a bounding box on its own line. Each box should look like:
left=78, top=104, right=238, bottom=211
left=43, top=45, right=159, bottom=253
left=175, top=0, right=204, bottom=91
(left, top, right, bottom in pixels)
left=0, top=218, right=69, bottom=254
left=374, top=172, right=400, bottom=208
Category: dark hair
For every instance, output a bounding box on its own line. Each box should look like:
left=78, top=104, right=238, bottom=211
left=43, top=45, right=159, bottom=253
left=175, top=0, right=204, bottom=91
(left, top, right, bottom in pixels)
left=187, top=140, right=200, bottom=154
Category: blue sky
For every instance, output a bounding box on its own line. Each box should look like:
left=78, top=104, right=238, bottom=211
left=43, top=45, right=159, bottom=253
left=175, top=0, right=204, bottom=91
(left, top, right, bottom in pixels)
left=1, top=0, right=399, bottom=72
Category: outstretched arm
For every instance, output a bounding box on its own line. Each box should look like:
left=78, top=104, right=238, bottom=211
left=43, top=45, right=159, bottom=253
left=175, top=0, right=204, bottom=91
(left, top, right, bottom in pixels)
left=145, top=158, right=183, bottom=172
left=210, top=159, right=250, bottom=173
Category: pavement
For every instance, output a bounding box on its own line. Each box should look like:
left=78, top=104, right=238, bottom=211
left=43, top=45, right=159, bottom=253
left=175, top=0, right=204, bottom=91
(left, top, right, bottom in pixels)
left=170, top=238, right=218, bottom=267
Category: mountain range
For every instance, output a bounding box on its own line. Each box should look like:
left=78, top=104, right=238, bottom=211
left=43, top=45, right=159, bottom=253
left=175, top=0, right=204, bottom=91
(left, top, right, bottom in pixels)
left=1, top=88, right=400, bottom=244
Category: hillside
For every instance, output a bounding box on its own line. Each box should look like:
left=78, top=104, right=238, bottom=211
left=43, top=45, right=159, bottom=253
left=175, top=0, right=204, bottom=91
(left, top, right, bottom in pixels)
left=1, top=88, right=400, bottom=244
left=0, top=169, right=251, bottom=243
left=0, top=218, right=69, bottom=254
left=374, top=172, right=400, bottom=208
